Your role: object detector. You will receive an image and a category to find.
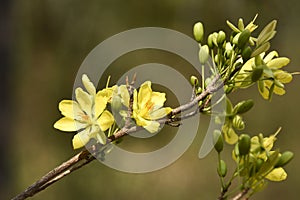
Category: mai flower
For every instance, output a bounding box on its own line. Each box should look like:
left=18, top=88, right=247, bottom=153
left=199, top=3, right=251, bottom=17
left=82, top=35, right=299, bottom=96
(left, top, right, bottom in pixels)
left=235, top=51, right=292, bottom=100
left=54, top=74, right=115, bottom=149
left=250, top=133, right=288, bottom=182
left=132, top=81, right=172, bottom=133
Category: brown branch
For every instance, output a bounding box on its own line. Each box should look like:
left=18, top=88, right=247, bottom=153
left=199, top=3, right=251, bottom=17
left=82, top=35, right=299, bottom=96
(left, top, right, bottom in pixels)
left=12, top=75, right=223, bottom=200
left=231, top=188, right=250, bottom=200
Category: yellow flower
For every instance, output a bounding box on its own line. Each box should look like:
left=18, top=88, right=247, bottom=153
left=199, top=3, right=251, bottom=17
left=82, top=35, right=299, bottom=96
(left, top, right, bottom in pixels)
left=235, top=51, right=292, bottom=100
left=54, top=74, right=115, bottom=149
left=132, top=81, right=172, bottom=133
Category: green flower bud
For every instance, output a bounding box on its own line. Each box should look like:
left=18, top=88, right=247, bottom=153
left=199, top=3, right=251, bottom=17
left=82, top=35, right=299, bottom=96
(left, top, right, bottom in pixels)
left=111, top=95, right=122, bottom=112
left=225, top=85, right=234, bottom=94
left=255, top=158, right=264, bottom=172
left=193, top=22, right=204, bottom=42
left=196, top=87, right=202, bottom=94
left=207, top=34, right=214, bottom=48
left=213, top=130, right=223, bottom=153
left=242, top=46, right=252, bottom=61
left=218, top=160, right=227, bottom=177
left=251, top=66, right=264, bottom=82
left=237, top=29, right=251, bottom=49
left=190, top=75, right=199, bottom=86
left=199, top=45, right=210, bottom=64
left=275, top=151, right=294, bottom=168
left=214, top=54, right=219, bottom=64
left=233, top=115, right=245, bottom=130
left=217, top=30, right=226, bottom=45
left=238, top=134, right=251, bottom=156
left=198, top=100, right=203, bottom=107
left=233, top=99, right=254, bottom=114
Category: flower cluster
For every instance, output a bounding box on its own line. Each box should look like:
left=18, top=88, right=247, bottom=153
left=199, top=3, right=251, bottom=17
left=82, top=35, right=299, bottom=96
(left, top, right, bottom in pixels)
left=54, top=75, right=172, bottom=149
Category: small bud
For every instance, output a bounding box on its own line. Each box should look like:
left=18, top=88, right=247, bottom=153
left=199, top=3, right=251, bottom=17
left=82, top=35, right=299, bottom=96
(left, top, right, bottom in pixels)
left=190, top=75, right=199, bottom=86
left=196, top=87, right=202, bottom=94
left=237, top=29, right=251, bottom=49
left=198, top=100, right=203, bottom=107
left=214, top=54, right=219, bottom=64
left=238, top=134, right=251, bottom=156
left=275, top=151, right=294, bottom=168
left=111, top=95, right=122, bottom=112
left=193, top=22, right=204, bottom=42
left=217, top=30, right=226, bottom=45
left=251, top=66, right=264, bottom=82
left=233, top=99, right=254, bottom=114
left=199, top=45, right=210, bottom=64
left=255, top=158, right=264, bottom=172
left=218, top=160, right=227, bottom=177
left=213, top=130, right=223, bottom=153
left=242, top=46, right=252, bottom=61
left=233, top=115, right=245, bottom=130
left=207, top=34, right=215, bottom=48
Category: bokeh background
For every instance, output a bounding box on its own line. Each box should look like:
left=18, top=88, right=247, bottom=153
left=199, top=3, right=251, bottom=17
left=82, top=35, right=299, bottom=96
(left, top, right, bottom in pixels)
left=2, top=0, right=300, bottom=199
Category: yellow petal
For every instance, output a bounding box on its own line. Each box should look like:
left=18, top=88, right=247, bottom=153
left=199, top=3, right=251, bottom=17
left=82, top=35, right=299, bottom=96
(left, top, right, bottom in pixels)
left=263, top=134, right=277, bottom=151
left=97, top=110, right=114, bottom=131
left=147, top=107, right=172, bottom=120
left=82, top=74, right=96, bottom=96
left=76, top=88, right=92, bottom=116
left=264, top=51, right=278, bottom=63
left=273, top=86, right=286, bottom=95
left=151, top=92, right=167, bottom=108
left=135, top=115, right=160, bottom=133
left=72, top=130, right=90, bottom=149
left=144, top=120, right=160, bottom=133
left=267, top=57, right=290, bottom=69
left=54, top=117, right=85, bottom=132
left=274, top=70, right=293, bottom=83
left=138, top=81, right=152, bottom=109
left=94, top=93, right=108, bottom=118
left=222, top=124, right=238, bottom=144
left=265, top=167, right=287, bottom=181
left=58, top=100, right=82, bottom=120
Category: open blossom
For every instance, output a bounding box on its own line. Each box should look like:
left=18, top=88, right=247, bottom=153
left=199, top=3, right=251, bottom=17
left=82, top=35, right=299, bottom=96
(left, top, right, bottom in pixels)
left=54, top=74, right=115, bottom=149
left=236, top=51, right=292, bottom=100
left=132, top=81, right=172, bottom=133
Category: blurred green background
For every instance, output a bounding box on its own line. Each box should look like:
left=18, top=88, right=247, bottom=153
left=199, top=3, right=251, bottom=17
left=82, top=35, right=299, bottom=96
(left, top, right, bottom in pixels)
left=2, top=0, right=300, bottom=199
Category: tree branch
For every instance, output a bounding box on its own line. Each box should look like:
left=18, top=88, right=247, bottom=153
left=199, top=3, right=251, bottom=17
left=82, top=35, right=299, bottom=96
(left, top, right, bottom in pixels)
left=12, top=75, right=222, bottom=200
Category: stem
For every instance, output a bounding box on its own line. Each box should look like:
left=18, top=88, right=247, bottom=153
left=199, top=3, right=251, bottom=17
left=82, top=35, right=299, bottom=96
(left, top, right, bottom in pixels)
left=230, top=188, right=250, bottom=200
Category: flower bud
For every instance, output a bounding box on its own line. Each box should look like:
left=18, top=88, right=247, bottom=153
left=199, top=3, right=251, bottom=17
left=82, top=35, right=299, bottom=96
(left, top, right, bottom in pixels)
left=251, top=66, right=264, bottom=82
left=111, top=95, right=122, bottom=112
left=213, top=130, right=223, bottom=153
left=233, top=99, right=254, bottom=114
left=190, top=75, right=199, bottom=86
left=242, top=46, right=252, bottom=61
left=199, top=45, right=210, bottom=64
left=193, top=22, right=204, bottom=42
left=233, top=115, right=245, bottom=130
left=217, top=30, right=226, bottom=45
left=207, top=34, right=214, bottom=48
left=218, top=160, right=227, bottom=177
left=275, top=151, right=294, bottom=168
left=237, top=29, right=251, bottom=49
left=238, top=134, right=251, bottom=156
left=196, top=87, right=202, bottom=94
